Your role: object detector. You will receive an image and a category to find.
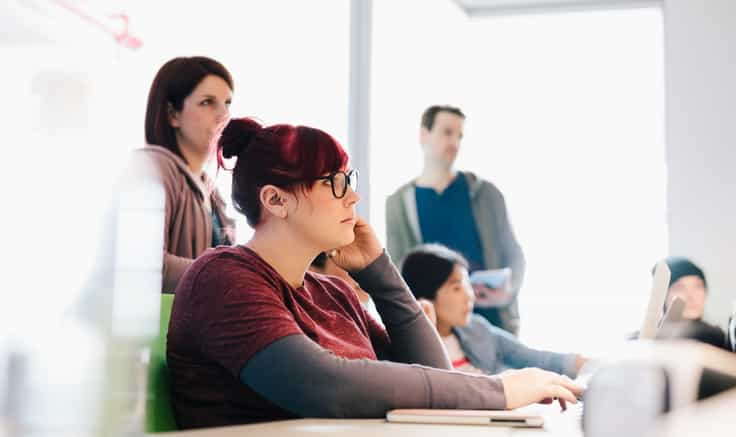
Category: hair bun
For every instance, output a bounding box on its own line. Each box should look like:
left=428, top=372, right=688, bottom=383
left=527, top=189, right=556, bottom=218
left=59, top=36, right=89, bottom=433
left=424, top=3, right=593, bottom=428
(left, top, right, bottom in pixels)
left=219, top=117, right=263, bottom=159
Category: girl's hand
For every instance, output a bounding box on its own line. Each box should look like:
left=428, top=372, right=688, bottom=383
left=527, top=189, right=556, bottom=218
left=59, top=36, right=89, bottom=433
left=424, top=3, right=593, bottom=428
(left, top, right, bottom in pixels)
left=472, top=283, right=513, bottom=308
left=417, top=298, right=438, bottom=327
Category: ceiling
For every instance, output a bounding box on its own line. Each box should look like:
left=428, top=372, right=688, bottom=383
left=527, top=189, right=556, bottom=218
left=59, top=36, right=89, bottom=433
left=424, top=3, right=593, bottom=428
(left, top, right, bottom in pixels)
left=452, top=0, right=660, bottom=16
left=1, top=0, right=662, bottom=47
left=0, top=0, right=134, bottom=48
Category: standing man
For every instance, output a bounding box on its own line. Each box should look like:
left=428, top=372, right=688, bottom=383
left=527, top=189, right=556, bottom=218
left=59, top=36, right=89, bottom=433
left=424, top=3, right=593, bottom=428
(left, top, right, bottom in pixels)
left=386, top=105, right=525, bottom=335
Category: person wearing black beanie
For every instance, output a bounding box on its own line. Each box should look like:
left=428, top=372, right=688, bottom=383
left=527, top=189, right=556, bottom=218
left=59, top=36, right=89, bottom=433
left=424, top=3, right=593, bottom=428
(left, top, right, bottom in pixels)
left=660, top=256, right=707, bottom=320
left=656, top=257, right=729, bottom=350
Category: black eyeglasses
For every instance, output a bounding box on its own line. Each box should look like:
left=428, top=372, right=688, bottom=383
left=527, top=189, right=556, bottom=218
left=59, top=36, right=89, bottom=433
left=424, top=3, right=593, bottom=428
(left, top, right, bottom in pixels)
left=315, top=169, right=359, bottom=199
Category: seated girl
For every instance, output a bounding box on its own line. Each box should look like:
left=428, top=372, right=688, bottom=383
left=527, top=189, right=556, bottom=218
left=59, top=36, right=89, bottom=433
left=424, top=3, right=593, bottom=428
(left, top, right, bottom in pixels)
left=166, top=117, right=581, bottom=429
left=401, top=243, right=587, bottom=378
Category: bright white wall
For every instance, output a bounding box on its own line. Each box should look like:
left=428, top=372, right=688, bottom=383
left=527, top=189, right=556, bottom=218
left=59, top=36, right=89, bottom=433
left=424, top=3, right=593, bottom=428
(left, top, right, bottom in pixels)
left=664, top=0, right=736, bottom=328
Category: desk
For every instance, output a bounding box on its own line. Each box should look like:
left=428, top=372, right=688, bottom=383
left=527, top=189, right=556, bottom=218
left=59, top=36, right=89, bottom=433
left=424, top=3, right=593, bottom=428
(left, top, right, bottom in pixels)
left=656, top=387, right=735, bottom=437
left=157, top=404, right=584, bottom=437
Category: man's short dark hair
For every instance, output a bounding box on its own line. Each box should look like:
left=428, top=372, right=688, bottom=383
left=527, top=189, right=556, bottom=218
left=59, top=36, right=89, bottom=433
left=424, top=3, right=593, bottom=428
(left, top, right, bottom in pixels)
left=420, top=105, right=465, bottom=131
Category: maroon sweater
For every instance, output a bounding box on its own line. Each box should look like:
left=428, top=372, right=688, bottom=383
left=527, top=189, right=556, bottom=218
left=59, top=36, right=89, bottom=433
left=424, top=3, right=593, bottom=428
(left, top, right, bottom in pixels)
left=167, top=246, right=390, bottom=427
left=168, top=246, right=507, bottom=429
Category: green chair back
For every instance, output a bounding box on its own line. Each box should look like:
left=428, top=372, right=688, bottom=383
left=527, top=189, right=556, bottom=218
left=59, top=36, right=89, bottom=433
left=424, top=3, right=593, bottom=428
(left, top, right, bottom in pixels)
left=145, top=293, right=177, bottom=432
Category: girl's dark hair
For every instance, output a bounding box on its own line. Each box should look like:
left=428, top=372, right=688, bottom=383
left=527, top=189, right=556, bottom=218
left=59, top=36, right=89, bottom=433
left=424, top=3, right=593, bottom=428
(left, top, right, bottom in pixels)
left=145, top=56, right=233, bottom=160
left=311, top=252, right=329, bottom=269
left=400, top=244, right=469, bottom=300
left=217, top=117, right=349, bottom=227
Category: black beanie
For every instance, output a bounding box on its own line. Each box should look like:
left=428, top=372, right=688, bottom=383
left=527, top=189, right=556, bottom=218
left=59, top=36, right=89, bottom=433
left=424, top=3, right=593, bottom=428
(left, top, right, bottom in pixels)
left=661, top=256, right=707, bottom=290
left=400, top=244, right=468, bottom=300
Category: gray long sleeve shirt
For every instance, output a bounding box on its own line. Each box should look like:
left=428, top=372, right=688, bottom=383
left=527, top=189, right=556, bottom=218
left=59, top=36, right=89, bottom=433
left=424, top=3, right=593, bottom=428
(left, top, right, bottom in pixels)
left=241, top=252, right=508, bottom=418
left=455, top=314, right=578, bottom=378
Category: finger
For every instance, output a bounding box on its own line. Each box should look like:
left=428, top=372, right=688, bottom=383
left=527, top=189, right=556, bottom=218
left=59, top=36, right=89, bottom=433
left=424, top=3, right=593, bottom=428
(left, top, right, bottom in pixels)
left=417, top=300, right=431, bottom=314
left=557, top=375, right=584, bottom=396
left=557, top=397, right=567, bottom=412
left=546, top=385, right=577, bottom=404
left=538, top=397, right=553, bottom=404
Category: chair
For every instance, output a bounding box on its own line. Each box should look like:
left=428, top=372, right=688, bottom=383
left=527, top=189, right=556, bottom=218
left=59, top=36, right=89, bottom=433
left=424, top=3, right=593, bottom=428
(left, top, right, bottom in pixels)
left=145, top=293, right=177, bottom=432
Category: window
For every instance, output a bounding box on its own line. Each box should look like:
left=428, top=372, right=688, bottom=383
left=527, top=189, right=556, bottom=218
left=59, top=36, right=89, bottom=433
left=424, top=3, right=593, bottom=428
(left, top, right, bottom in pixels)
left=3, top=0, right=350, bottom=334
left=371, top=0, right=666, bottom=355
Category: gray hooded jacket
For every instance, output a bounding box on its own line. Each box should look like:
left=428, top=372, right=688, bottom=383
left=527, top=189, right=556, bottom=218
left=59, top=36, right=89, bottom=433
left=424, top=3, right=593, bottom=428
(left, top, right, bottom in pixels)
left=385, top=171, right=525, bottom=334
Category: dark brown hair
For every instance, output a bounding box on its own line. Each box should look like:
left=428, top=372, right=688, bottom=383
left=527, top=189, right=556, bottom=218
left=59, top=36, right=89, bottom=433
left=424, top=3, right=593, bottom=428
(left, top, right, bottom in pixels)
left=145, top=56, right=233, bottom=160
left=420, top=105, right=465, bottom=131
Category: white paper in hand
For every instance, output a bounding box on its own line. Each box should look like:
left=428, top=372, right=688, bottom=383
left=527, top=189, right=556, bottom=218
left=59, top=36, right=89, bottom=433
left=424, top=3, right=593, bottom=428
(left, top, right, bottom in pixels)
left=469, top=268, right=511, bottom=289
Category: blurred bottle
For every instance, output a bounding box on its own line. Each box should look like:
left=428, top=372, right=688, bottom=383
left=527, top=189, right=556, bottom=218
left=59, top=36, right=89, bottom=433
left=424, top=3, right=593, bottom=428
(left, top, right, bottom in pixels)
left=583, top=362, right=670, bottom=437
left=3, top=162, right=164, bottom=437
left=98, top=171, right=165, bottom=436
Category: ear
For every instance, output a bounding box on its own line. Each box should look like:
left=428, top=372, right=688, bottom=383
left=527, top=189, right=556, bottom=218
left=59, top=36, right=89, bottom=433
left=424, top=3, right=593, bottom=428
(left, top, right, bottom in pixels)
left=167, top=102, right=181, bottom=128
left=419, top=126, right=430, bottom=147
left=259, top=185, right=288, bottom=219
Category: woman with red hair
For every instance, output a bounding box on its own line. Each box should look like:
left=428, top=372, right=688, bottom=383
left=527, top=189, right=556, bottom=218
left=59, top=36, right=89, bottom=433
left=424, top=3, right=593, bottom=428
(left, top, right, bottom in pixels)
left=166, top=117, right=582, bottom=429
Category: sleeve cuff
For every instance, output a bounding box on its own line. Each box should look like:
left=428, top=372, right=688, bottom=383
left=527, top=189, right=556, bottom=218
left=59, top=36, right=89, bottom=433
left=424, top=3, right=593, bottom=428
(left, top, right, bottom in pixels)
left=561, top=354, right=578, bottom=379
left=350, top=250, right=404, bottom=296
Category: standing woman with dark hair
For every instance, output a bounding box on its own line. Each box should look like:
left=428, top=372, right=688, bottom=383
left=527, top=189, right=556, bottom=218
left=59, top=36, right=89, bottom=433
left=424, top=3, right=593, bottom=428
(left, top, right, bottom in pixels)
left=139, top=56, right=236, bottom=292
left=166, top=117, right=582, bottom=429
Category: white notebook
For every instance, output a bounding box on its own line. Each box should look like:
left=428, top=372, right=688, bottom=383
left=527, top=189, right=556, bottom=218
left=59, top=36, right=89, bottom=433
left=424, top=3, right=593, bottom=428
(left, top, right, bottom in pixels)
left=385, top=409, right=544, bottom=428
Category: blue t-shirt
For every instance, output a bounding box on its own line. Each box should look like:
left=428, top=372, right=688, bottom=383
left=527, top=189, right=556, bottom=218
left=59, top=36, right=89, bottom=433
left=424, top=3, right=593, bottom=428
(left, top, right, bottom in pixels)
left=211, top=209, right=225, bottom=248
left=415, top=174, right=486, bottom=271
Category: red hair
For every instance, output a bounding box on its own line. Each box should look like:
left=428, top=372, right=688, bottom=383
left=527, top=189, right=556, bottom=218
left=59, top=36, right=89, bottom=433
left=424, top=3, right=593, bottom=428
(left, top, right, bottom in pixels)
left=218, top=117, right=349, bottom=227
